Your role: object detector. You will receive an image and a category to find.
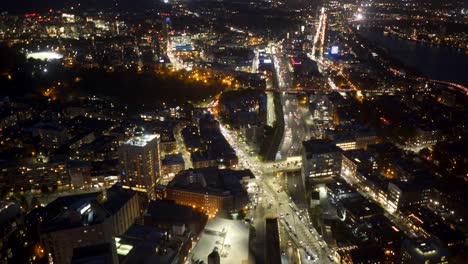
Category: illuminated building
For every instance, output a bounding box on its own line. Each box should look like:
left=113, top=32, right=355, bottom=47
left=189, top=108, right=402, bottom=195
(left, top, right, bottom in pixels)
left=170, top=35, right=193, bottom=51
left=165, top=168, right=252, bottom=215
left=399, top=238, right=449, bottom=264
left=355, top=129, right=378, bottom=150
left=340, top=196, right=382, bottom=223
left=413, top=124, right=442, bottom=146
left=0, top=202, right=28, bottom=264
left=40, top=185, right=140, bottom=264
left=302, top=139, right=342, bottom=181
left=326, top=124, right=378, bottom=151
left=115, top=224, right=193, bottom=264
left=190, top=151, right=217, bottom=169
left=334, top=137, right=356, bottom=151
left=405, top=207, right=464, bottom=251
left=340, top=149, right=377, bottom=181
left=387, top=180, right=432, bottom=212
left=68, top=161, right=92, bottom=189
left=119, top=134, right=161, bottom=199
left=32, top=122, right=69, bottom=149
left=161, top=154, right=185, bottom=185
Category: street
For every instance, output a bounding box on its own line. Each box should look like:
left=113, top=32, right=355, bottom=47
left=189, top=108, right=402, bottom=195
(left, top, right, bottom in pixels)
left=217, top=122, right=334, bottom=263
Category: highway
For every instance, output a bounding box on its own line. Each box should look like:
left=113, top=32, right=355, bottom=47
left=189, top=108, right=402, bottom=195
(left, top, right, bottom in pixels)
left=208, top=7, right=336, bottom=262
left=272, top=49, right=315, bottom=160
left=217, top=122, right=335, bottom=263
left=310, top=7, right=326, bottom=61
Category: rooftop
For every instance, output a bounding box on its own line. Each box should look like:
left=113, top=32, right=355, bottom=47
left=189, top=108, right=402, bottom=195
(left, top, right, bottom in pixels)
left=145, top=200, right=193, bottom=225
left=191, top=218, right=249, bottom=264
left=303, top=139, right=342, bottom=155
left=40, top=184, right=137, bottom=233
left=343, top=149, right=375, bottom=164
left=341, top=195, right=382, bottom=219
left=162, top=154, right=185, bottom=166
left=71, top=243, right=115, bottom=264
left=115, top=224, right=176, bottom=264
left=402, top=238, right=449, bottom=262
left=167, top=167, right=253, bottom=197
left=124, top=134, right=159, bottom=147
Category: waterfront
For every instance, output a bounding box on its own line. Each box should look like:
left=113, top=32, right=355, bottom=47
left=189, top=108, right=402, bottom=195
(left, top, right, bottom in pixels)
left=358, top=28, right=468, bottom=86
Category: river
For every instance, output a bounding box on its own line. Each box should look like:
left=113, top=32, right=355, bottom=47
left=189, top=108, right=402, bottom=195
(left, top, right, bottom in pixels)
left=358, top=28, right=468, bottom=86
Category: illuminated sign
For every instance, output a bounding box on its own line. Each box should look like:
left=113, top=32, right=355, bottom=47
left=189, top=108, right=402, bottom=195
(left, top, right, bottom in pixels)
left=330, top=46, right=339, bottom=55
left=80, top=204, right=91, bottom=215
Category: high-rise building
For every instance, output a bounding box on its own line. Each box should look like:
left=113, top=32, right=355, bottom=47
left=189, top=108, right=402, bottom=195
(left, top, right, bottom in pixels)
left=0, top=201, right=28, bottom=264
left=119, top=134, right=161, bottom=199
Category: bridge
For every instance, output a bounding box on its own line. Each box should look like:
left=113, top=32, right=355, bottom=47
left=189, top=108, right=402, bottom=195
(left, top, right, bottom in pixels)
left=417, top=77, right=468, bottom=96
left=264, top=88, right=394, bottom=94
left=262, top=156, right=302, bottom=173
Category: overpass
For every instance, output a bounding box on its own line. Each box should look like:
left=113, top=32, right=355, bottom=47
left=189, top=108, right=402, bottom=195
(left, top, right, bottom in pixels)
left=263, top=156, right=302, bottom=173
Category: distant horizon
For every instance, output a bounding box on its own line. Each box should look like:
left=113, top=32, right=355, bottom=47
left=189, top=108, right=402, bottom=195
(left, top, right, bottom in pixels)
left=0, top=0, right=162, bottom=13
left=1, top=0, right=318, bottom=13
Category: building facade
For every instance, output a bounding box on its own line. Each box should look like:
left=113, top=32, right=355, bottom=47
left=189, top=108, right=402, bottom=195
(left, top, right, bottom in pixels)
left=119, top=134, right=161, bottom=199
left=302, top=139, right=342, bottom=182
left=40, top=185, right=140, bottom=264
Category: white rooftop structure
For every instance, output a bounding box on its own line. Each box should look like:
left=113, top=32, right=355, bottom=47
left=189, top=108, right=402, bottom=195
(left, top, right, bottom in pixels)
left=26, top=51, right=63, bottom=61
left=191, top=218, right=250, bottom=264
left=124, top=134, right=159, bottom=147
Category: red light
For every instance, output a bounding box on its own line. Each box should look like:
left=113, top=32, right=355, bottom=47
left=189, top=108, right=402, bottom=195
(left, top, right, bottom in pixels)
left=25, top=13, right=38, bottom=18
left=290, top=57, right=302, bottom=65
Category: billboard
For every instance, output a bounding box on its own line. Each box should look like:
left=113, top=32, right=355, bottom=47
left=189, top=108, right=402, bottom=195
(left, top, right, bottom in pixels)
left=330, top=46, right=339, bottom=55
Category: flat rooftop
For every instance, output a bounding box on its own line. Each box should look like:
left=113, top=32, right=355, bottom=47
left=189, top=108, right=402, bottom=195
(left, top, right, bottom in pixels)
left=124, top=134, right=159, bottom=147
left=303, top=139, right=342, bottom=154
left=191, top=217, right=250, bottom=264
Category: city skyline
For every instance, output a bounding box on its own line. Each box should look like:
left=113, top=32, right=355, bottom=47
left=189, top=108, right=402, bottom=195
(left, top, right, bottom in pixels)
left=0, top=0, right=466, bottom=263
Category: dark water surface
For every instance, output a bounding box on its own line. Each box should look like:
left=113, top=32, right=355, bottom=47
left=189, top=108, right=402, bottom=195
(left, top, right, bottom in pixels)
left=358, top=28, right=468, bottom=86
